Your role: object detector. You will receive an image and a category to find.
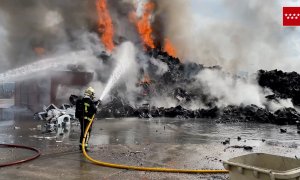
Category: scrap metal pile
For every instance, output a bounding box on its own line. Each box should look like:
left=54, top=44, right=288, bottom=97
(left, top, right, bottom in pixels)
left=34, top=103, right=75, bottom=132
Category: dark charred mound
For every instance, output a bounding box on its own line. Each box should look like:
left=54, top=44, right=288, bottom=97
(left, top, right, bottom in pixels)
left=219, top=105, right=300, bottom=125
left=273, top=108, right=300, bottom=125
left=97, top=97, right=135, bottom=118
left=145, top=48, right=220, bottom=108
left=258, top=69, right=300, bottom=106
left=148, top=49, right=210, bottom=85
left=148, top=48, right=221, bottom=85
left=95, top=96, right=219, bottom=119
left=219, top=105, right=274, bottom=123
left=95, top=99, right=300, bottom=125
left=151, top=105, right=219, bottom=119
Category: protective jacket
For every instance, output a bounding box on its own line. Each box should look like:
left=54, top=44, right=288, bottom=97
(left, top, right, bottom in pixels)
left=82, top=96, right=97, bottom=120
left=78, top=95, right=98, bottom=149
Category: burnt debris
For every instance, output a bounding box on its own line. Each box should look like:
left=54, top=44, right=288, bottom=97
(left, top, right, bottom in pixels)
left=258, top=69, right=300, bottom=106
left=219, top=105, right=300, bottom=125
left=219, top=104, right=274, bottom=123
left=92, top=95, right=300, bottom=125
left=96, top=99, right=219, bottom=119
left=64, top=49, right=300, bottom=126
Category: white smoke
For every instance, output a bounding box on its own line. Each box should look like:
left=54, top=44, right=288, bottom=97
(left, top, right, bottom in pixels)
left=150, top=96, right=177, bottom=108
left=195, top=69, right=266, bottom=107
left=149, top=57, right=169, bottom=75
left=267, top=98, right=294, bottom=112
left=157, top=0, right=300, bottom=73
left=0, top=11, right=10, bottom=72
left=0, top=1, right=97, bottom=68
left=44, top=11, right=63, bottom=28
left=136, top=0, right=149, bottom=18
left=183, top=100, right=209, bottom=110
left=56, top=85, right=82, bottom=102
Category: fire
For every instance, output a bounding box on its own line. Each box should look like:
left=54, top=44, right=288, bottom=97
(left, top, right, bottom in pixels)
left=130, top=2, right=155, bottom=49
left=34, top=47, right=45, bottom=56
left=164, top=38, right=177, bottom=57
left=96, top=0, right=115, bottom=52
left=141, top=74, right=151, bottom=84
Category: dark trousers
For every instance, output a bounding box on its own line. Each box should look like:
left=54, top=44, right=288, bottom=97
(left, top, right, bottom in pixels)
left=79, top=117, right=93, bottom=147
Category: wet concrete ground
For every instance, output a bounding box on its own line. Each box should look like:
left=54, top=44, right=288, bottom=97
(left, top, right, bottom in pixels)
left=1, top=109, right=300, bottom=180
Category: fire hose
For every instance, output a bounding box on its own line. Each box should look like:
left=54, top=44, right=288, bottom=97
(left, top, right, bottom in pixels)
left=0, top=144, right=41, bottom=167
left=82, top=115, right=229, bottom=174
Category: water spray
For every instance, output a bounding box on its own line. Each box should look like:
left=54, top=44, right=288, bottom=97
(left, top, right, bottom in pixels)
left=0, top=51, right=91, bottom=82
left=100, top=42, right=136, bottom=101
left=99, top=61, right=125, bottom=100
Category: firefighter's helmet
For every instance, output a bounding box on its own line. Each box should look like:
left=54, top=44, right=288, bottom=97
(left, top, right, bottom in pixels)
left=84, top=87, right=95, bottom=98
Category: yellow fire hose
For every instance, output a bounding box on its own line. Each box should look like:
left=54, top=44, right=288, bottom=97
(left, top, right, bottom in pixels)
left=82, top=115, right=229, bottom=173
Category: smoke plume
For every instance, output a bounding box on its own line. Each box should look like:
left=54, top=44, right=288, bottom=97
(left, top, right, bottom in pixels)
left=154, top=0, right=300, bottom=73
left=0, top=0, right=98, bottom=68
left=195, top=69, right=266, bottom=107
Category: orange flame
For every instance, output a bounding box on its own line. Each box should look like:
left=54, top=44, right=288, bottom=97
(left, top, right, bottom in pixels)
left=34, top=47, right=45, bottom=56
left=130, top=2, right=155, bottom=49
left=141, top=74, right=151, bottom=84
left=96, top=0, right=115, bottom=52
left=164, top=38, right=177, bottom=57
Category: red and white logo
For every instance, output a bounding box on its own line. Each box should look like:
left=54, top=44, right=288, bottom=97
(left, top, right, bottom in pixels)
left=283, top=7, right=300, bottom=26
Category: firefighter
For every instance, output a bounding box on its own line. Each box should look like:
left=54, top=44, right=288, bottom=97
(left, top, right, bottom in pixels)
left=77, top=87, right=100, bottom=151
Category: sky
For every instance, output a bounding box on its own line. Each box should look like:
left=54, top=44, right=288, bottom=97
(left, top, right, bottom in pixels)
left=190, top=0, right=300, bottom=27
left=188, top=0, right=300, bottom=65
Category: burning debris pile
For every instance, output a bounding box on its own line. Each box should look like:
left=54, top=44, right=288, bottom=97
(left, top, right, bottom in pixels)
left=87, top=48, right=300, bottom=126
left=1, top=0, right=300, bottom=127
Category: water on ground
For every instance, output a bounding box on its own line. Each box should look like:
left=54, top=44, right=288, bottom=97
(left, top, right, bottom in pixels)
left=0, top=109, right=299, bottom=180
